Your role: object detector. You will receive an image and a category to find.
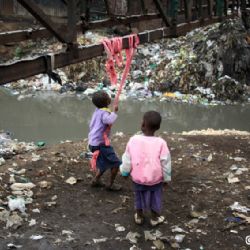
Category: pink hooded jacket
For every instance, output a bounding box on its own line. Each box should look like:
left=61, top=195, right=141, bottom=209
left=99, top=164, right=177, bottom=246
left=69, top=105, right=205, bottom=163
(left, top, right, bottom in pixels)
left=120, top=134, right=171, bottom=186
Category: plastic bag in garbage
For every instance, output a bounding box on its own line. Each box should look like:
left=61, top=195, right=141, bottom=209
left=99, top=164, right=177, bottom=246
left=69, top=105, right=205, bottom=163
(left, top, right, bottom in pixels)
left=8, top=197, right=26, bottom=213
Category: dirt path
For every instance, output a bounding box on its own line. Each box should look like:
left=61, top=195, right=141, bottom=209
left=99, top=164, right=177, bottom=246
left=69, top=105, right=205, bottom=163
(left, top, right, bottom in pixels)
left=0, top=133, right=249, bottom=250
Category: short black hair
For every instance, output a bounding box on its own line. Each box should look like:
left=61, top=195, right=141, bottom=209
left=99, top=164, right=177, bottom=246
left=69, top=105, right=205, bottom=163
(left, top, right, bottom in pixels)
left=143, top=111, right=162, bottom=131
left=92, top=90, right=111, bottom=108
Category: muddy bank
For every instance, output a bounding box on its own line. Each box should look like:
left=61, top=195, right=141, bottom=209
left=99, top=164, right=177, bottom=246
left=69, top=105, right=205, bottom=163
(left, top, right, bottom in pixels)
left=0, top=131, right=249, bottom=250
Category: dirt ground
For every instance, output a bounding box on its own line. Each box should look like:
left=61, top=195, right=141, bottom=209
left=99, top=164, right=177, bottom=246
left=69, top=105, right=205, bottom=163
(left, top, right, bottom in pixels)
left=0, top=133, right=250, bottom=250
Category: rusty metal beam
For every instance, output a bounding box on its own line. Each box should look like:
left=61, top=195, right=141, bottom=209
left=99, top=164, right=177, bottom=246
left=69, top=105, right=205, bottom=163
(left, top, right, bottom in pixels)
left=140, top=0, right=147, bottom=14
left=16, top=0, right=69, bottom=43
left=153, top=0, right=171, bottom=26
left=103, top=0, right=111, bottom=15
left=0, top=13, right=161, bottom=45
left=60, top=0, right=67, bottom=4
left=184, top=0, right=192, bottom=22
left=0, top=16, right=232, bottom=85
left=67, top=0, right=78, bottom=44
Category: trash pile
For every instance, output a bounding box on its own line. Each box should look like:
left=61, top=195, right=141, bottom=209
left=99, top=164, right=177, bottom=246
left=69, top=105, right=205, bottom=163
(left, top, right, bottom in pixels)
left=3, top=18, right=250, bottom=105
left=0, top=167, right=36, bottom=231
left=149, top=18, right=250, bottom=102
left=0, top=131, right=37, bottom=160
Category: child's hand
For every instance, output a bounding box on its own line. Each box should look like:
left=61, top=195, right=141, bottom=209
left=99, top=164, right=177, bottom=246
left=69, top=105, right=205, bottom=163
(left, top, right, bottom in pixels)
left=113, top=105, right=119, bottom=113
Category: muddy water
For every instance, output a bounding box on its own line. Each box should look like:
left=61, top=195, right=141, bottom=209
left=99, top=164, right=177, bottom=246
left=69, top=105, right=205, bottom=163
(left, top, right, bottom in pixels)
left=0, top=89, right=249, bottom=144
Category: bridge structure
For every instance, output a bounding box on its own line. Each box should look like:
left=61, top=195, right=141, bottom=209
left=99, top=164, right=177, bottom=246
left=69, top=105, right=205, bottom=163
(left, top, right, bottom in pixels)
left=0, top=0, right=248, bottom=85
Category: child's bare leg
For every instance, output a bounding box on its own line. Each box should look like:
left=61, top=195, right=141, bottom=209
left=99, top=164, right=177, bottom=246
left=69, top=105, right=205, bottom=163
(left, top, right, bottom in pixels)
left=151, top=209, right=160, bottom=219
left=134, top=209, right=144, bottom=225
left=110, top=167, right=118, bottom=186
left=91, top=169, right=104, bottom=187
left=106, top=167, right=121, bottom=191
left=136, top=209, right=144, bottom=217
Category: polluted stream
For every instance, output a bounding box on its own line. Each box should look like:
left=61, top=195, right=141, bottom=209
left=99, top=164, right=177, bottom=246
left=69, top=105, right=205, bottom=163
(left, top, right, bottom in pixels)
left=0, top=89, right=249, bottom=144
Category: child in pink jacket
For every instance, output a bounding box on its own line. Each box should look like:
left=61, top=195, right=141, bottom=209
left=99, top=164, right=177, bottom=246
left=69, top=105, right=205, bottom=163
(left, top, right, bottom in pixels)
left=120, top=111, right=171, bottom=226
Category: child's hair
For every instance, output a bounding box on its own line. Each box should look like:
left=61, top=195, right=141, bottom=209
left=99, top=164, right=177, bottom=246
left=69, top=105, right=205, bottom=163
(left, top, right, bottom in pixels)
left=143, top=111, right=162, bottom=131
left=92, top=90, right=111, bottom=108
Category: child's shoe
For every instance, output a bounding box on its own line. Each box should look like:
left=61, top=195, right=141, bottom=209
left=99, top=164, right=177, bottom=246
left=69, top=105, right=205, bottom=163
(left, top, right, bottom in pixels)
left=150, top=215, right=165, bottom=226
left=134, top=213, right=144, bottom=225
left=91, top=180, right=105, bottom=188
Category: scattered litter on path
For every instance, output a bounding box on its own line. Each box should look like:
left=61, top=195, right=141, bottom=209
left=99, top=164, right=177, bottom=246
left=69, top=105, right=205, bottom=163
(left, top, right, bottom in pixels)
left=31, top=153, right=41, bottom=162
left=233, top=213, right=250, bottom=223
left=93, top=237, right=108, bottom=243
left=0, top=157, right=5, bottom=165
left=153, top=239, right=165, bottom=249
left=171, top=226, right=187, bottom=233
left=30, top=235, right=44, bottom=240
left=65, top=177, right=77, bottom=185
left=230, top=202, right=250, bottom=213
left=7, top=243, right=22, bottom=249
left=11, top=182, right=35, bottom=191
left=29, top=219, right=37, bottom=226
left=8, top=197, right=26, bottom=213
left=174, top=234, right=185, bottom=243
left=227, top=174, right=240, bottom=184
left=115, top=224, right=125, bottom=232
left=126, top=232, right=141, bottom=244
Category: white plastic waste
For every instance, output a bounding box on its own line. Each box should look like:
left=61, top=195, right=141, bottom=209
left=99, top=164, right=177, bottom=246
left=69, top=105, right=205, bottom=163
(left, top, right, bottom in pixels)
left=230, top=202, right=250, bottom=213
left=0, top=157, right=5, bottom=166
left=30, top=235, right=44, bottom=240
left=8, top=197, right=26, bottom=213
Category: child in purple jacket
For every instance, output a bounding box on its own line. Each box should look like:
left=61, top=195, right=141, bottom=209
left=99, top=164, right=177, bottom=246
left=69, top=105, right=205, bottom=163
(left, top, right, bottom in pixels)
left=88, top=90, right=122, bottom=191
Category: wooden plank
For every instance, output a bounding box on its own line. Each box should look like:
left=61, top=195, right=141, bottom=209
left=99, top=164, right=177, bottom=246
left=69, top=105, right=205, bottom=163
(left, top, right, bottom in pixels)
left=0, top=16, right=231, bottom=85
left=0, top=13, right=161, bottom=45
left=17, top=0, right=69, bottom=43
